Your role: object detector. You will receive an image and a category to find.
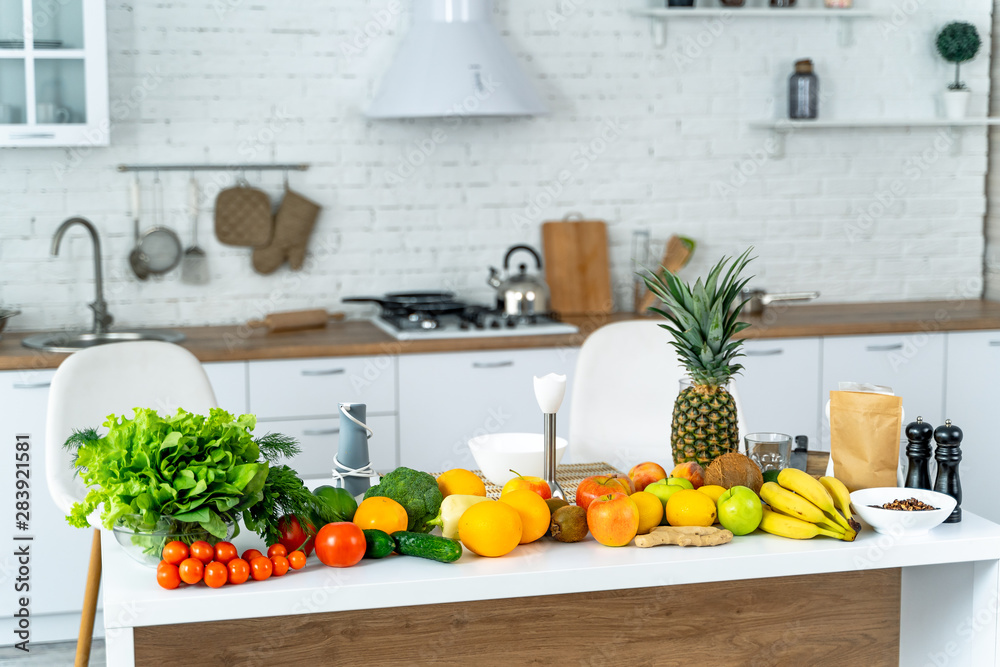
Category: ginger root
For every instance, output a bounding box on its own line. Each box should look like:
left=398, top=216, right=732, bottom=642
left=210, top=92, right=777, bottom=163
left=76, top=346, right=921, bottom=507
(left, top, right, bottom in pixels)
left=634, top=525, right=733, bottom=548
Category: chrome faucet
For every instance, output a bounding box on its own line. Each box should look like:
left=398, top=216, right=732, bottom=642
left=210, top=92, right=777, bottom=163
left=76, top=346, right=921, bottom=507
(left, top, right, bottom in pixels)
left=52, top=217, right=113, bottom=334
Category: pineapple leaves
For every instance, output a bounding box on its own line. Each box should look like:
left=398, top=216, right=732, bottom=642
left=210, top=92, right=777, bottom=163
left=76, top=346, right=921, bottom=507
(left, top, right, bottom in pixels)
left=639, top=247, right=756, bottom=387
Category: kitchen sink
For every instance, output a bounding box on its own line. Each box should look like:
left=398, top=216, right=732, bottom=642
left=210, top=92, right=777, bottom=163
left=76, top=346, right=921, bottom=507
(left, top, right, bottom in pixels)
left=21, top=329, right=186, bottom=353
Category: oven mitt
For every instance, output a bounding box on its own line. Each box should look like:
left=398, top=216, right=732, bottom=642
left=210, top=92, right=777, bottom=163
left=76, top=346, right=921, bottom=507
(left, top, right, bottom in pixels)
left=252, top=187, right=322, bottom=275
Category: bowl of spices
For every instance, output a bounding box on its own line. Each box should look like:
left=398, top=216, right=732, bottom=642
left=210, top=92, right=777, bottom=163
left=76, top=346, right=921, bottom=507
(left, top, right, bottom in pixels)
left=849, top=488, right=957, bottom=536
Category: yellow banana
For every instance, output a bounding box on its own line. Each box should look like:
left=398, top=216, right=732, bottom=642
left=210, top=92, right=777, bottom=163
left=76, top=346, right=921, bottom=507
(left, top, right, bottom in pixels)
left=819, top=476, right=854, bottom=521
left=760, top=482, right=828, bottom=525
left=768, top=505, right=852, bottom=538
left=777, top=468, right=852, bottom=533
left=759, top=507, right=845, bottom=540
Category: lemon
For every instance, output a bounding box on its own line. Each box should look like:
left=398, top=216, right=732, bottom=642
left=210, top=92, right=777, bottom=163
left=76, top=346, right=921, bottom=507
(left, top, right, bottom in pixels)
left=498, top=489, right=551, bottom=544
left=629, top=491, right=665, bottom=535
left=697, top=484, right=727, bottom=505
left=437, top=468, right=487, bottom=498
left=458, top=500, right=522, bottom=557
left=665, top=489, right=718, bottom=527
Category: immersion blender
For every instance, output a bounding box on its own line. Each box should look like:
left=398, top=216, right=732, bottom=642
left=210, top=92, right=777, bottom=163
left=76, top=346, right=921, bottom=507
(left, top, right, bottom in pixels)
left=534, top=373, right=567, bottom=500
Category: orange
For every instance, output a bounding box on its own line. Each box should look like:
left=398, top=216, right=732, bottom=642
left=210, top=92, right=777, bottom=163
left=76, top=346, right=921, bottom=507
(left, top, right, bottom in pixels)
left=697, top=485, right=727, bottom=505
left=458, top=500, right=522, bottom=557
left=353, top=496, right=409, bottom=534
left=437, top=468, right=487, bottom=498
left=498, top=489, right=551, bottom=544
left=629, top=491, right=664, bottom=535
left=665, top=489, right=718, bottom=527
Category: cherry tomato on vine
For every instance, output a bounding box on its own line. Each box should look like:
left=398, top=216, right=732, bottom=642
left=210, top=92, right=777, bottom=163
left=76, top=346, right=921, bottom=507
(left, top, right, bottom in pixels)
left=242, top=548, right=263, bottom=563
left=161, top=541, right=189, bottom=566
left=250, top=556, right=273, bottom=581
left=228, top=558, right=250, bottom=585
left=178, top=557, right=204, bottom=585
left=314, top=522, right=366, bottom=568
left=204, top=562, right=228, bottom=589
left=156, top=561, right=181, bottom=590
left=190, top=541, right=215, bottom=565
left=267, top=543, right=287, bottom=559
left=270, top=555, right=290, bottom=576
left=287, top=550, right=307, bottom=570
left=214, top=541, right=238, bottom=565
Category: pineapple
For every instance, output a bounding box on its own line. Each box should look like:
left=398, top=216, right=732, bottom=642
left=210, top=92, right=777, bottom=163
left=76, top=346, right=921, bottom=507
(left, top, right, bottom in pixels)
left=642, top=248, right=754, bottom=467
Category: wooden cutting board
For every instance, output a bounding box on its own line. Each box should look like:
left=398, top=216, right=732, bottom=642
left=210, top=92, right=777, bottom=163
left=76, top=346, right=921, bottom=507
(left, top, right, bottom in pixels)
left=542, top=218, right=613, bottom=316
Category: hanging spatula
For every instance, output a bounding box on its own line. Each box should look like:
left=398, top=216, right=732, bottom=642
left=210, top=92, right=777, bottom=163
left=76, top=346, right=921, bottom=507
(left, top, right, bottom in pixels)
left=181, top=176, right=209, bottom=285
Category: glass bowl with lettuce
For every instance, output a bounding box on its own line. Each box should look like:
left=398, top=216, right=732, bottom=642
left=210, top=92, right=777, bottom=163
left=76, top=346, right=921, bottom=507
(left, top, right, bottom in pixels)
left=66, top=408, right=345, bottom=568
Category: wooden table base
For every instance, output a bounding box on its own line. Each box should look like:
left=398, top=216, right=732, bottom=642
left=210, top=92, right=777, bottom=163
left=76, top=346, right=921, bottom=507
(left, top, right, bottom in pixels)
left=135, top=568, right=900, bottom=666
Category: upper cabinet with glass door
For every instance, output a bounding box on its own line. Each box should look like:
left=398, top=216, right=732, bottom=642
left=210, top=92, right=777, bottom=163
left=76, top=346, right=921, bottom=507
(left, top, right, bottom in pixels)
left=0, top=0, right=108, bottom=147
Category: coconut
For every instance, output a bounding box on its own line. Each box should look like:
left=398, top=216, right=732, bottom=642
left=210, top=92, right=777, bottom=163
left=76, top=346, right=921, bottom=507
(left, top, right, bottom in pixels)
left=704, top=452, right=764, bottom=494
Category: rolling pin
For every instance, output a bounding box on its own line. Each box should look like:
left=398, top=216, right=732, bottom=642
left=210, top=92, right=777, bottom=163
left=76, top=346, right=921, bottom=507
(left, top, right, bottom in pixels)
left=247, top=309, right=346, bottom=333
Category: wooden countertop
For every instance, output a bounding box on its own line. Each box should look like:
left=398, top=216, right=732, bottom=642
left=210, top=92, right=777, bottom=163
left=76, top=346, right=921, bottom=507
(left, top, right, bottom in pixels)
left=3, top=299, right=1000, bottom=371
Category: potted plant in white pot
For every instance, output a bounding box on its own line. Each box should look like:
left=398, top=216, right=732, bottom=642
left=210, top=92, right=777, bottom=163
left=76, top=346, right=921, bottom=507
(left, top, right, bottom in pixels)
left=936, top=22, right=981, bottom=120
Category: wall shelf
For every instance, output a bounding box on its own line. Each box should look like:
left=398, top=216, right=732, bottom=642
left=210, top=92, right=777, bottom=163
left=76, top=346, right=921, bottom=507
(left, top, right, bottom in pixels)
left=748, top=118, right=1000, bottom=157
left=629, top=8, right=877, bottom=47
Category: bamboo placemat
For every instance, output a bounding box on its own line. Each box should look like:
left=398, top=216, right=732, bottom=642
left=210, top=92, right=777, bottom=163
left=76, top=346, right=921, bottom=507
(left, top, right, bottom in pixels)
left=433, top=462, right=622, bottom=501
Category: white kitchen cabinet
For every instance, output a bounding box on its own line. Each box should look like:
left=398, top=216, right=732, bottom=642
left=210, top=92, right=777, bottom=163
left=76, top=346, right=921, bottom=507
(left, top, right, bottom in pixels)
left=739, top=337, right=822, bottom=448
left=0, top=0, right=109, bottom=147
left=820, top=333, right=946, bottom=450
left=203, top=361, right=247, bottom=415
left=0, top=367, right=102, bottom=644
left=249, top=356, right=397, bottom=419
left=398, top=348, right=578, bottom=472
left=259, top=415, right=398, bottom=477
left=945, top=331, right=1000, bottom=524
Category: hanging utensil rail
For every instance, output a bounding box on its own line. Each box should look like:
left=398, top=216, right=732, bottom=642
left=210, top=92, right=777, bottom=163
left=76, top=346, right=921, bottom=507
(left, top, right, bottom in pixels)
left=116, top=163, right=310, bottom=173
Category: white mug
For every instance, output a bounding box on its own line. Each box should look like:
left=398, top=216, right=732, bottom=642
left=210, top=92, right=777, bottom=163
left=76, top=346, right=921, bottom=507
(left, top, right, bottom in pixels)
left=36, top=103, right=70, bottom=124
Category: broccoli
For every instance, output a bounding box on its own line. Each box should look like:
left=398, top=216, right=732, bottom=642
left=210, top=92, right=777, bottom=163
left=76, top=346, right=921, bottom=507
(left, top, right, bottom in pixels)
left=364, top=467, right=443, bottom=533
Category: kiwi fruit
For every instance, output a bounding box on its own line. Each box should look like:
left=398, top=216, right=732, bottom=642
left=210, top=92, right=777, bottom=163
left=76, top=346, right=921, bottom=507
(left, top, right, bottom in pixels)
left=550, top=505, right=588, bottom=543
left=545, top=497, right=569, bottom=515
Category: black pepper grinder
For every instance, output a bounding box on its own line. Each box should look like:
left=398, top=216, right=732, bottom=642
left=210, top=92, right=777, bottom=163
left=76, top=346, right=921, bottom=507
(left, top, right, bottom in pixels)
left=933, top=419, right=963, bottom=523
left=904, top=416, right=933, bottom=490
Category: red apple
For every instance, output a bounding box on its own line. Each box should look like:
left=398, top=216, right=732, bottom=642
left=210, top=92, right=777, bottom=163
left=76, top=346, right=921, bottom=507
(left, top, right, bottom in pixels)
left=628, top=461, right=668, bottom=492
left=587, top=493, right=640, bottom=547
left=502, top=470, right=551, bottom=500
left=575, top=474, right=634, bottom=510
left=670, top=461, right=705, bottom=489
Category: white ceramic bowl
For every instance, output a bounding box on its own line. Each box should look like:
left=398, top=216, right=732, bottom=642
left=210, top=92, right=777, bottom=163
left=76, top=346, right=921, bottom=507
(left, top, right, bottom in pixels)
left=850, top=487, right=957, bottom=537
left=468, top=433, right=568, bottom=486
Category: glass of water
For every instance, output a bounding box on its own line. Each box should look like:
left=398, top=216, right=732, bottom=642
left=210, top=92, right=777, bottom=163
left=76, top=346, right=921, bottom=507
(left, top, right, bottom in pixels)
left=746, top=433, right=793, bottom=472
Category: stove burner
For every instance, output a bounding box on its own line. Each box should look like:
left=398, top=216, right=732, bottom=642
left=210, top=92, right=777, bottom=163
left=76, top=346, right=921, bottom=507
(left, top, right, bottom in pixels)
left=372, top=300, right=577, bottom=339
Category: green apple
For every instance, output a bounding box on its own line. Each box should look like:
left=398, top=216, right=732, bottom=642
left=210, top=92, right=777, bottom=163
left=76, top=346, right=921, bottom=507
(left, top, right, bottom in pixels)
left=717, top=485, right=763, bottom=536
left=665, top=477, right=694, bottom=490
left=645, top=479, right=689, bottom=524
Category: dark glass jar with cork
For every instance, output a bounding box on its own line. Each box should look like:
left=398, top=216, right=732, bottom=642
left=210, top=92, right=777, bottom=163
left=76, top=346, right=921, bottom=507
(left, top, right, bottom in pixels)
left=789, top=59, right=818, bottom=119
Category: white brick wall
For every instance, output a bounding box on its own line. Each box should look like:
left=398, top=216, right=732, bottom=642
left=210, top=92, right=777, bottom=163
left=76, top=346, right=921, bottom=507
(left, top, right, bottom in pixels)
left=0, top=0, right=993, bottom=331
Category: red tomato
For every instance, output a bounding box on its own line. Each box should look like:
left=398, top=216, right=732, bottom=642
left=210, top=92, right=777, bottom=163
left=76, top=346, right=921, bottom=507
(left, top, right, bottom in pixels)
left=278, top=515, right=315, bottom=556
left=270, top=555, right=290, bottom=576
left=190, top=541, right=215, bottom=565
left=287, top=550, right=307, bottom=570
left=156, top=560, right=181, bottom=590
left=214, top=542, right=238, bottom=565
left=266, top=543, right=287, bottom=559
left=161, top=541, right=189, bottom=566
left=204, top=562, right=227, bottom=589
left=250, top=556, right=273, bottom=581
left=178, top=557, right=204, bottom=585
left=314, top=522, right=366, bottom=568
left=227, top=558, right=250, bottom=585
left=241, top=548, right=263, bottom=563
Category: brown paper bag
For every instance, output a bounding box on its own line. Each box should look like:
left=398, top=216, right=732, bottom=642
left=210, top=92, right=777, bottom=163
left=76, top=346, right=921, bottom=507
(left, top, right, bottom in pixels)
left=830, top=390, right=903, bottom=492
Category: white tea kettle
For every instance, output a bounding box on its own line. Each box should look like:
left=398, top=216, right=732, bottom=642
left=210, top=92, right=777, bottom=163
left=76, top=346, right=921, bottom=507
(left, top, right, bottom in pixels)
left=487, top=245, right=550, bottom=318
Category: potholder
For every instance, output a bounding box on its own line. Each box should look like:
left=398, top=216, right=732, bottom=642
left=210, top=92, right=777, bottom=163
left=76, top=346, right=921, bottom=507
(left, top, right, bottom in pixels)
left=215, top=185, right=273, bottom=247
left=252, top=187, right=322, bottom=275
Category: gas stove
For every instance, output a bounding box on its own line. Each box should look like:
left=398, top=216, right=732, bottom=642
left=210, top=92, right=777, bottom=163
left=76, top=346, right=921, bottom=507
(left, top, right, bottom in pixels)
left=371, top=305, right=579, bottom=341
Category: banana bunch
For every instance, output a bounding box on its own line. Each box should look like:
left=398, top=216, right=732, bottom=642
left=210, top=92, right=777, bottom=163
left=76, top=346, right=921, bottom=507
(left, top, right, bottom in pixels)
left=758, top=469, right=859, bottom=542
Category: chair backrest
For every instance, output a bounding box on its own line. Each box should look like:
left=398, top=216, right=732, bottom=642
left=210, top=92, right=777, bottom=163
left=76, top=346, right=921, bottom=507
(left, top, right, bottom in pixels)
left=568, top=320, right=747, bottom=471
left=46, top=341, right=218, bottom=520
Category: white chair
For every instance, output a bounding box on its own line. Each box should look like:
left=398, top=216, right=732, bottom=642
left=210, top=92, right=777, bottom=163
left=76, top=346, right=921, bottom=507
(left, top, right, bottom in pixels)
left=568, top=320, right=747, bottom=471
left=46, top=341, right=217, bottom=667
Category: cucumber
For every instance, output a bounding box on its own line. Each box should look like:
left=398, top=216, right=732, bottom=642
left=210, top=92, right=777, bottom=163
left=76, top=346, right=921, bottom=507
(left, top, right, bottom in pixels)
left=362, top=529, right=395, bottom=559
left=393, top=531, right=462, bottom=563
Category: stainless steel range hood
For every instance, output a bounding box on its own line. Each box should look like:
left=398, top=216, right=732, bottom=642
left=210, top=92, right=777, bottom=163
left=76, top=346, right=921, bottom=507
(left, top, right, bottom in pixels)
left=366, top=0, right=547, bottom=119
